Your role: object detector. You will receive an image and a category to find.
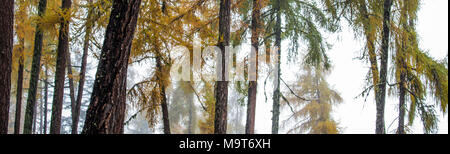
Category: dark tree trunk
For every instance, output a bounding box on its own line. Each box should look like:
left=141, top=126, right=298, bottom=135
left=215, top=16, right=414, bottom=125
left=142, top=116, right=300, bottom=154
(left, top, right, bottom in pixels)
left=43, top=67, right=48, bottom=134
left=50, top=0, right=72, bottom=134
left=214, top=0, right=231, bottom=134
left=72, top=0, right=94, bottom=134
left=0, top=0, right=14, bottom=134
left=246, top=0, right=260, bottom=134
left=24, top=0, right=47, bottom=134
left=397, top=69, right=406, bottom=134
left=66, top=51, right=77, bottom=134
left=271, top=0, right=282, bottom=134
left=156, top=54, right=170, bottom=134
left=14, top=39, right=25, bottom=134
left=376, top=0, right=393, bottom=134
left=82, top=0, right=141, bottom=134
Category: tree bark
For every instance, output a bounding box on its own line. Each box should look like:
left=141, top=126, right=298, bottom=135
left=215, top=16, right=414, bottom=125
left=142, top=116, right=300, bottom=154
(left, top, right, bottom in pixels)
left=82, top=0, right=141, bottom=134
left=50, top=0, right=72, bottom=134
left=156, top=54, right=170, bottom=134
left=14, top=39, right=25, bottom=134
left=246, top=0, right=260, bottom=134
left=0, top=0, right=14, bottom=134
left=24, top=0, right=47, bottom=134
left=72, top=0, right=95, bottom=134
left=214, top=0, right=231, bottom=134
left=376, top=0, right=393, bottom=134
left=66, top=50, right=77, bottom=134
left=271, top=0, right=282, bottom=134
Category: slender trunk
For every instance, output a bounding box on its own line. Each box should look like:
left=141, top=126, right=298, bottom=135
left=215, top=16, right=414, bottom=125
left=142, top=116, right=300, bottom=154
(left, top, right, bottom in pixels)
left=24, top=0, right=47, bottom=134
left=0, top=0, right=14, bottom=134
left=50, top=0, right=72, bottom=134
left=40, top=87, right=43, bottom=134
left=376, top=0, right=393, bottom=134
left=33, top=91, right=38, bottom=134
left=66, top=50, right=77, bottom=134
left=246, top=0, right=260, bottom=134
left=72, top=0, right=94, bottom=134
left=43, top=67, right=48, bottom=134
left=271, top=0, right=282, bottom=134
left=214, top=0, right=231, bottom=134
left=156, top=54, right=170, bottom=134
left=14, top=39, right=25, bottom=134
left=82, top=0, right=141, bottom=134
left=398, top=70, right=406, bottom=134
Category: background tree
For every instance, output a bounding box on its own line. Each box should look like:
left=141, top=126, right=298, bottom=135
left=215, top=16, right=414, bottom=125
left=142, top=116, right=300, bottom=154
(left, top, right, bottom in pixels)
left=24, top=0, right=48, bottom=134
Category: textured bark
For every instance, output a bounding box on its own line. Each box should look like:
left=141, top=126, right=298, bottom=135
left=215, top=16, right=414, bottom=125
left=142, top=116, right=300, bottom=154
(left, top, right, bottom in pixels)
left=14, top=39, right=25, bottom=134
left=214, top=0, right=231, bottom=134
left=72, top=0, right=94, bottom=134
left=271, top=0, right=282, bottom=134
left=397, top=70, right=406, bottom=134
left=66, top=51, right=77, bottom=134
left=50, top=0, right=72, bottom=134
left=82, top=0, right=141, bottom=134
left=245, top=0, right=260, bottom=134
left=0, top=0, right=14, bottom=134
left=376, top=0, right=393, bottom=134
left=24, top=0, right=47, bottom=134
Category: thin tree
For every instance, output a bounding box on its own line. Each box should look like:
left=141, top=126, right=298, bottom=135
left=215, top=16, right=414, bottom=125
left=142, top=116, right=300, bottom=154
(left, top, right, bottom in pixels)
left=24, top=0, right=48, bottom=134
left=50, top=0, right=72, bottom=134
left=245, top=0, right=261, bottom=134
left=82, top=0, right=142, bottom=134
left=0, top=0, right=14, bottom=134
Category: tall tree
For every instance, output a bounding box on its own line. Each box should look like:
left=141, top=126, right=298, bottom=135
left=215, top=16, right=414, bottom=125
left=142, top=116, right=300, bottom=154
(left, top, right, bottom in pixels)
left=245, top=0, right=261, bottom=134
left=71, top=0, right=96, bottom=134
left=0, top=0, right=14, bottom=134
left=214, top=0, right=231, bottom=134
left=82, top=0, right=142, bottom=134
left=271, top=0, right=282, bottom=134
left=24, top=0, right=48, bottom=134
left=375, top=0, right=393, bottom=134
left=50, top=0, right=72, bottom=134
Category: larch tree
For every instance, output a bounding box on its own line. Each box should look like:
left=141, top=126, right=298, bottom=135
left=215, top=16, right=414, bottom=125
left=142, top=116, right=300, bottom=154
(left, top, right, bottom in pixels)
left=245, top=0, right=262, bottom=134
left=265, top=0, right=338, bottom=134
left=0, top=0, right=14, bottom=134
left=281, top=65, right=343, bottom=134
left=24, top=0, right=48, bottom=134
left=82, top=0, right=142, bottom=134
left=214, top=0, right=231, bottom=134
left=50, top=0, right=72, bottom=134
left=390, top=0, right=448, bottom=134
left=13, top=0, right=33, bottom=134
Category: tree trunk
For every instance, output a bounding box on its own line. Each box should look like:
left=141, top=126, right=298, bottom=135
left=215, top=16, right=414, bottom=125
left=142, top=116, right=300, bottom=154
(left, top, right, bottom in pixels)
left=271, top=0, right=282, bottom=134
left=24, top=0, right=47, bottom=134
left=50, top=0, right=72, bottom=134
left=376, top=0, right=393, bottom=134
left=43, top=67, right=48, bottom=134
left=82, top=0, right=141, bottom=134
left=66, top=50, right=77, bottom=134
left=246, top=0, right=260, bottom=134
left=0, top=0, right=14, bottom=134
left=156, top=54, right=171, bottom=134
left=72, top=0, right=94, bottom=134
left=214, top=0, right=231, bottom=134
left=14, top=39, right=25, bottom=134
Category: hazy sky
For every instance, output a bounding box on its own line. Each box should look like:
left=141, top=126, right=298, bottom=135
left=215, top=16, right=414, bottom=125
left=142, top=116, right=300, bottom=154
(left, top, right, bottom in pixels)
left=254, top=0, right=449, bottom=134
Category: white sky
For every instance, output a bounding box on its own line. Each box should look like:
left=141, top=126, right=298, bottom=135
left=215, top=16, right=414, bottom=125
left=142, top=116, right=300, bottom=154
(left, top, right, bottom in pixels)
left=254, top=0, right=448, bottom=134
